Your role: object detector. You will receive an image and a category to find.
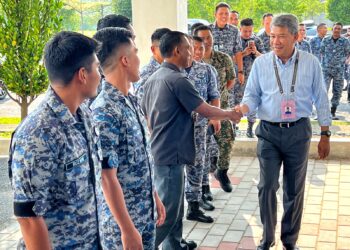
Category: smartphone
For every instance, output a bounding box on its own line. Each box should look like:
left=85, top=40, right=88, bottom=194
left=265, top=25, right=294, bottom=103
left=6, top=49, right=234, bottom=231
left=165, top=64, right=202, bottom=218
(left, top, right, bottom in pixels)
left=207, top=124, right=215, bottom=136
left=248, top=40, right=255, bottom=48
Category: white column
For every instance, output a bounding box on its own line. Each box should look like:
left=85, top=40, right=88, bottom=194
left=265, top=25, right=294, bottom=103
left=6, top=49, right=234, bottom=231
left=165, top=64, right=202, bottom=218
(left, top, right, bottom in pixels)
left=132, top=0, right=188, bottom=66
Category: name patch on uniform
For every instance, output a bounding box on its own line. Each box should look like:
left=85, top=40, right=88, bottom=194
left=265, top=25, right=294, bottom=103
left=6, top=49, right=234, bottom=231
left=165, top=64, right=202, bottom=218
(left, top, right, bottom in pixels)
left=65, top=153, right=88, bottom=171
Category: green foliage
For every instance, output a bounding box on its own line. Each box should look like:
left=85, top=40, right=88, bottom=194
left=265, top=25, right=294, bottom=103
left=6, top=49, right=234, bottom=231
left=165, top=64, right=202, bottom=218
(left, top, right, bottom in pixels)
left=111, top=0, right=132, bottom=20
left=188, top=0, right=325, bottom=30
left=60, top=8, right=80, bottom=30
left=0, top=0, right=63, bottom=119
left=326, top=0, right=350, bottom=24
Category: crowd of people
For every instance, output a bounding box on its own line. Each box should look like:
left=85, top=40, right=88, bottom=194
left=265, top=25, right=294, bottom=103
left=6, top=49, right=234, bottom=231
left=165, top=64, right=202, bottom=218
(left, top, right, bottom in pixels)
left=7, top=1, right=350, bottom=250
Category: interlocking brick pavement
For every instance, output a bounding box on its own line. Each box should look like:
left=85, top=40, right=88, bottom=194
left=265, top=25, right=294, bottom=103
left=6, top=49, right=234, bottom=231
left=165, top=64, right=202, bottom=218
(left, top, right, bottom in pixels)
left=1, top=157, right=350, bottom=250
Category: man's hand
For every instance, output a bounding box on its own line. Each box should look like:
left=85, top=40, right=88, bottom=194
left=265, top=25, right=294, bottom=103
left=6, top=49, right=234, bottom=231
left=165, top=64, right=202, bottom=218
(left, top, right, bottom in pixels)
left=209, top=120, right=221, bottom=134
left=154, top=192, right=166, bottom=227
left=229, top=109, right=243, bottom=124
left=242, top=46, right=253, bottom=57
left=121, top=227, right=143, bottom=250
left=318, top=136, right=330, bottom=160
left=238, top=72, right=245, bottom=85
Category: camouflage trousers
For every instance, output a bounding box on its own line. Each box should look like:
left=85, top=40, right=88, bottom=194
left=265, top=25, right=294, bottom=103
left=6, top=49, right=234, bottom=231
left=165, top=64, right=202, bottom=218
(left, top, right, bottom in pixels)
left=233, top=82, right=256, bottom=123
left=212, top=96, right=235, bottom=171
left=203, top=132, right=220, bottom=186
left=323, top=68, right=345, bottom=107
left=185, top=124, right=208, bottom=202
left=345, top=64, right=350, bottom=81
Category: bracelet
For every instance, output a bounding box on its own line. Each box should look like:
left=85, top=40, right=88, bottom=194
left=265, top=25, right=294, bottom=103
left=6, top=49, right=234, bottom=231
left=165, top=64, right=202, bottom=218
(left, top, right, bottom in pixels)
left=238, top=70, right=243, bottom=74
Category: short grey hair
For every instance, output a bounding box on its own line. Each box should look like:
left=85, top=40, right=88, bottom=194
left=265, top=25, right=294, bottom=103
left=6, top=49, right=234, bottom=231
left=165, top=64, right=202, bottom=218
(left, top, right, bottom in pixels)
left=271, top=14, right=298, bottom=36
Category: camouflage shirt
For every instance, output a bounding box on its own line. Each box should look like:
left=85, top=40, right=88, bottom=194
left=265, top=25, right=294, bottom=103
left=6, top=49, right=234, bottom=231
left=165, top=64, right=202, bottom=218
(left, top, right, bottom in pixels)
left=135, top=56, right=161, bottom=100
left=203, top=50, right=235, bottom=108
left=295, top=39, right=312, bottom=53
left=258, top=31, right=271, bottom=52
left=10, top=87, right=105, bottom=249
left=91, top=81, right=155, bottom=248
left=241, top=36, right=266, bottom=82
left=209, top=23, right=242, bottom=57
left=309, top=35, right=323, bottom=62
left=320, top=36, right=350, bottom=70
left=186, top=60, right=220, bottom=126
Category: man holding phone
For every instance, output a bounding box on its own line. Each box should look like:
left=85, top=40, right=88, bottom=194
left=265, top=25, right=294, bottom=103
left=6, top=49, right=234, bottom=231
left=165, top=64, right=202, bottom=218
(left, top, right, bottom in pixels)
left=234, top=18, right=265, bottom=138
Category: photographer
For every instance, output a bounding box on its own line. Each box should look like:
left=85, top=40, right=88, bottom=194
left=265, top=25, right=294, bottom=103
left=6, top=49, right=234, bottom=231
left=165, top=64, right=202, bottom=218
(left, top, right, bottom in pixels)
left=234, top=18, right=265, bottom=137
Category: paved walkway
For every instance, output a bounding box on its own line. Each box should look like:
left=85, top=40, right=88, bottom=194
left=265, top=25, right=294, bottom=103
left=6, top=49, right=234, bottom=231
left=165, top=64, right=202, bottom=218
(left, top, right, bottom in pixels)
left=0, top=157, right=349, bottom=249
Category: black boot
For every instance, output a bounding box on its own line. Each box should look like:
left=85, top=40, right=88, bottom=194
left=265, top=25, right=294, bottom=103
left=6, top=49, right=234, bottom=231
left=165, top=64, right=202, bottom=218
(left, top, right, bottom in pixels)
left=214, top=169, right=232, bottom=192
left=246, top=121, right=255, bottom=138
left=199, top=197, right=215, bottom=211
left=209, top=156, right=218, bottom=173
left=186, top=201, right=214, bottom=223
left=331, top=106, right=339, bottom=120
left=202, top=185, right=213, bottom=201
left=181, top=239, right=197, bottom=250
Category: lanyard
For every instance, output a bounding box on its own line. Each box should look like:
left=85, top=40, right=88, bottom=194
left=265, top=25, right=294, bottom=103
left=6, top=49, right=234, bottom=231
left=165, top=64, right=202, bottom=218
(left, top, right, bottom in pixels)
left=273, top=51, right=299, bottom=95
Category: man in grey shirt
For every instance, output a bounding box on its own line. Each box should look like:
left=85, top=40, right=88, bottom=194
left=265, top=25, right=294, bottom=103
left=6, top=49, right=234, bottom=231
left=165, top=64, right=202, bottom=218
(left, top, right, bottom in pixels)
left=142, top=31, right=242, bottom=250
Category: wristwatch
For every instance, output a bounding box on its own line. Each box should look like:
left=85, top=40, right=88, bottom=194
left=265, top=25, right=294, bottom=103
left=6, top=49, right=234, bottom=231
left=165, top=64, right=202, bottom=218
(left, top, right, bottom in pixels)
left=320, top=130, right=331, bottom=137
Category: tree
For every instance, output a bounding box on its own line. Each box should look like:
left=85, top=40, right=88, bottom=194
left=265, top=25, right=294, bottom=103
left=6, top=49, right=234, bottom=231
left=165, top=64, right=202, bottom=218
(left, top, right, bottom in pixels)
left=326, top=0, right=350, bottom=24
left=111, top=0, right=132, bottom=20
left=63, top=0, right=111, bottom=33
left=0, top=0, right=63, bottom=119
left=60, top=8, right=80, bottom=31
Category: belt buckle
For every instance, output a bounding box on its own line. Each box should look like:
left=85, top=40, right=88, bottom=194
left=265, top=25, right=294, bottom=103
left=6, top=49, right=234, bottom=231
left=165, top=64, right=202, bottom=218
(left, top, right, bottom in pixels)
left=279, top=122, right=290, bottom=128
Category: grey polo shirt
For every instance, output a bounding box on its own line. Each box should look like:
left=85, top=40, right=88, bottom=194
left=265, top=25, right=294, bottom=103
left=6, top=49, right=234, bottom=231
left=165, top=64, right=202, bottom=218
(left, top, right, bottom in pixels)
left=141, top=62, right=204, bottom=166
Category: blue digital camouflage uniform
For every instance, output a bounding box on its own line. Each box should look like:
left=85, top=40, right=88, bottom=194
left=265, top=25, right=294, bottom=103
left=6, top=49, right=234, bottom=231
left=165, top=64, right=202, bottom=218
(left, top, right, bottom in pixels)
left=209, top=23, right=243, bottom=58
left=203, top=50, right=235, bottom=177
left=320, top=36, right=350, bottom=107
left=184, top=61, right=220, bottom=202
left=233, top=36, right=266, bottom=123
left=135, top=56, right=161, bottom=100
left=9, top=87, right=105, bottom=250
left=258, top=31, right=271, bottom=52
left=310, top=35, right=323, bottom=62
left=91, top=80, right=155, bottom=250
left=295, top=39, right=312, bottom=53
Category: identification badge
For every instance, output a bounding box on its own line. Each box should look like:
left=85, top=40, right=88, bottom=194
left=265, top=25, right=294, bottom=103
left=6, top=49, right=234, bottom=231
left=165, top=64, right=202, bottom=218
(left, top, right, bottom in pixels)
left=281, top=100, right=296, bottom=120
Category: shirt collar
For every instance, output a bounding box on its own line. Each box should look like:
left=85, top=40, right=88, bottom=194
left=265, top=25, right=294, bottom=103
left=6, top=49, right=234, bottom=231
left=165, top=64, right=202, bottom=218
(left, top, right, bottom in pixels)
left=46, top=86, right=81, bottom=126
left=214, top=22, right=227, bottom=30
left=162, top=62, right=181, bottom=72
left=102, top=79, right=138, bottom=104
left=274, top=48, right=298, bottom=66
left=150, top=56, right=161, bottom=66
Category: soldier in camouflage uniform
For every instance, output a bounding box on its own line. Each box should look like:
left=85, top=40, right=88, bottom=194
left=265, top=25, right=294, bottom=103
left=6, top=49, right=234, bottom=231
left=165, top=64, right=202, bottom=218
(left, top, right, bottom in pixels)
left=343, top=27, right=350, bottom=98
left=194, top=25, right=236, bottom=193
left=9, top=31, right=106, bottom=249
left=134, top=28, right=171, bottom=99
left=185, top=36, right=220, bottom=223
left=310, top=23, right=328, bottom=62
left=295, top=23, right=312, bottom=53
left=320, top=22, right=350, bottom=119
left=258, top=13, right=274, bottom=53
left=234, top=18, right=266, bottom=138
left=92, top=28, right=165, bottom=250
left=209, top=2, right=244, bottom=85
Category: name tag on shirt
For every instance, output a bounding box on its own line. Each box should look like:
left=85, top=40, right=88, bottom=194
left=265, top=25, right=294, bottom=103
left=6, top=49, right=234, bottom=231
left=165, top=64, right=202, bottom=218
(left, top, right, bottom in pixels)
left=281, top=100, right=296, bottom=120
left=214, top=45, right=219, bottom=51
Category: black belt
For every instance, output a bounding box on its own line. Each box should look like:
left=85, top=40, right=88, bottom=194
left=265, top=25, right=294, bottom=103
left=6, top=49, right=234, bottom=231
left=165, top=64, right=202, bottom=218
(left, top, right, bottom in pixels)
left=263, top=118, right=306, bottom=128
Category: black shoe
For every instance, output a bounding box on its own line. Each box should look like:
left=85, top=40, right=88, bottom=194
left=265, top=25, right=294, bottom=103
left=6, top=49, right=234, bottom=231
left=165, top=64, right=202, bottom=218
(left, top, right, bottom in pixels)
left=214, top=169, right=232, bottom=192
left=202, top=185, right=213, bottom=201
left=246, top=121, right=255, bottom=138
left=331, top=106, right=339, bottom=120
left=186, top=201, right=214, bottom=223
left=199, top=198, right=215, bottom=211
left=181, top=239, right=197, bottom=250
left=256, top=241, right=275, bottom=250
left=283, top=244, right=299, bottom=250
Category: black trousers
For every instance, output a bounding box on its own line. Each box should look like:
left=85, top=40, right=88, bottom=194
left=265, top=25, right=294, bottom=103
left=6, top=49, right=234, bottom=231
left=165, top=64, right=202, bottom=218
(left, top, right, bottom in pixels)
left=255, top=118, right=312, bottom=245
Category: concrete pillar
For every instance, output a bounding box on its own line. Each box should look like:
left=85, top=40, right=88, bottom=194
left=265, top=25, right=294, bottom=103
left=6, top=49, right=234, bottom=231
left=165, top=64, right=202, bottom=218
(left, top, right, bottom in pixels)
left=131, top=0, right=187, bottom=66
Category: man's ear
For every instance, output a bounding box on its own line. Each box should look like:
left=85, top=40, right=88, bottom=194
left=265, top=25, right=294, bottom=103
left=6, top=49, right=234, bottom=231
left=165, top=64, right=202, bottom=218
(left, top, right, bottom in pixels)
left=173, top=46, right=179, bottom=57
left=121, top=55, right=128, bottom=67
left=77, top=67, right=87, bottom=84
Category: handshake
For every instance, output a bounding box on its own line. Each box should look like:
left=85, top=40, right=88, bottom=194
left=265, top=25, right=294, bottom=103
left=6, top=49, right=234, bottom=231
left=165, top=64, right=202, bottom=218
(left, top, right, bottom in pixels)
left=227, top=105, right=249, bottom=124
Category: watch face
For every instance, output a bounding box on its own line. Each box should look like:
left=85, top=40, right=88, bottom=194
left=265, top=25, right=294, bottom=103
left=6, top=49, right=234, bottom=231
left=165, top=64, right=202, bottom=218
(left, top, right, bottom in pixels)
left=321, top=131, right=331, bottom=136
